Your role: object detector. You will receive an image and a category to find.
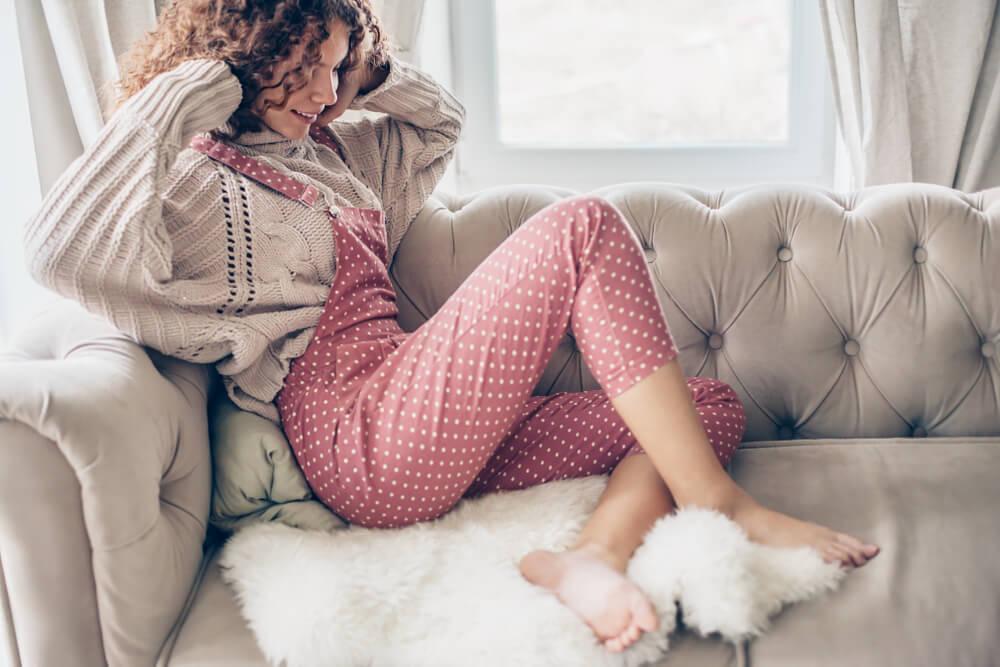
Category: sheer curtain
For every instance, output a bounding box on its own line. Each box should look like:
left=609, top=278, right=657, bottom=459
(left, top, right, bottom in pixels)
left=2, top=0, right=164, bottom=347
left=1, top=0, right=427, bottom=348
left=820, top=0, right=1000, bottom=191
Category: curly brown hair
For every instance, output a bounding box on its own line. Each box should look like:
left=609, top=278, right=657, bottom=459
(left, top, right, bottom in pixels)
left=108, top=0, right=392, bottom=140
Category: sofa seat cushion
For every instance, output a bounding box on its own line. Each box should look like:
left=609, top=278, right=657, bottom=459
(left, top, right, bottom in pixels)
left=159, top=437, right=1000, bottom=667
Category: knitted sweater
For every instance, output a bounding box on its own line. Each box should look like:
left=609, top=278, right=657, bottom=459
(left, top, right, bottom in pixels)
left=23, top=53, right=465, bottom=424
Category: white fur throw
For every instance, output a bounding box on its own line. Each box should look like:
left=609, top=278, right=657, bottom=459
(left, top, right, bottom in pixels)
left=219, top=475, right=846, bottom=667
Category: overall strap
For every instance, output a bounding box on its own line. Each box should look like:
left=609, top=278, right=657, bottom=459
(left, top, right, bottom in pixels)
left=308, top=124, right=347, bottom=162
left=190, top=133, right=322, bottom=207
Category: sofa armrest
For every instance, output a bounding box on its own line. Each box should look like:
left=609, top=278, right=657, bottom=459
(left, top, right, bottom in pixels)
left=0, top=298, right=214, bottom=667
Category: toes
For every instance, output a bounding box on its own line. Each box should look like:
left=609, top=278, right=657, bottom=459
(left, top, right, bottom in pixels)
left=605, top=636, right=624, bottom=652
left=837, top=533, right=880, bottom=557
left=602, top=620, right=640, bottom=653
left=631, top=592, right=660, bottom=632
left=835, top=532, right=864, bottom=549
left=823, top=544, right=853, bottom=567
left=832, top=543, right=860, bottom=567
left=833, top=538, right=872, bottom=567
left=841, top=547, right=862, bottom=567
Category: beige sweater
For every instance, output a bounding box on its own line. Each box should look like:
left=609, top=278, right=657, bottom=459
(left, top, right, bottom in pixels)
left=23, top=54, right=465, bottom=424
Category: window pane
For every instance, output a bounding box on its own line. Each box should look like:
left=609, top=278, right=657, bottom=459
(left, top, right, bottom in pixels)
left=494, top=0, right=790, bottom=148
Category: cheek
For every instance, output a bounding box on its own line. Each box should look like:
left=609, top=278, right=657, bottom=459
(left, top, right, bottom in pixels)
left=255, top=87, right=293, bottom=120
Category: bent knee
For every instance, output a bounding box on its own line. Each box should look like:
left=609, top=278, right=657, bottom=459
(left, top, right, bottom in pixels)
left=692, top=377, right=748, bottom=441
left=560, top=195, right=626, bottom=229
left=692, top=377, right=742, bottom=406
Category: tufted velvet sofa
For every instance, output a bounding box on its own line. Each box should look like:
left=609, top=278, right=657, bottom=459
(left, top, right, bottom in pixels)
left=2, top=182, right=999, bottom=667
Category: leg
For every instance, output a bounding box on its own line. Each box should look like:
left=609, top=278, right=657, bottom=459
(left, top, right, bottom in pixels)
left=317, top=195, right=681, bottom=529
left=465, top=376, right=743, bottom=497
left=574, top=378, right=745, bottom=562
left=611, top=357, right=881, bottom=569
left=509, top=378, right=744, bottom=651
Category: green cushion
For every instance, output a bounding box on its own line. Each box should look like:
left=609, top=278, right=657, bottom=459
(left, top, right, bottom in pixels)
left=207, top=388, right=347, bottom=534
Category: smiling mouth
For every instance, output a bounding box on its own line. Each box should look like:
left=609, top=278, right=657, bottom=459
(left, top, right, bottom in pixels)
left=292, top=109, right=319, bottom=121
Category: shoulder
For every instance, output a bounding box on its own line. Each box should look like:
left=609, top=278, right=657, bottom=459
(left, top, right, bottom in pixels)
left=328, top=117, right=379, bottom=153
left=326, top=120, right=383, bottom=180
left=161, top=145, right=225, bottom=201
left=158, top=145, right=231, bottom=226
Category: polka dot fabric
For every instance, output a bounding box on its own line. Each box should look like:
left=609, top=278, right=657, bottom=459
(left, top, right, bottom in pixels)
left=463, top=377, right=745, bottom=498
left=278, top=194, right=746, bottom=529
left=193, top=135, right=747, bottom=530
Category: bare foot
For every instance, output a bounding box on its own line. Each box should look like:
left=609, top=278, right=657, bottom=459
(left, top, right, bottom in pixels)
left=518, top=542, right=659, bottom=652
left=732, top=500, right=881, bottom=568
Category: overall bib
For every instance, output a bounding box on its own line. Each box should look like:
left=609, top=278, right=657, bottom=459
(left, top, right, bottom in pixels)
left=191, top=125, right=747, bottom=530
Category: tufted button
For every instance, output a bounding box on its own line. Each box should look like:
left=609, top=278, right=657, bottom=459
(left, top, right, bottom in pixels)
left=777, top=424, right=795, bottom=440
left=642, top=248, right=657, bottom=264
left=913, top=246, right=928, bottom=264
left=982, top=341, right=996, bottom=358
left=912, top=425, right=928, bottom=438
left=777, top=246, right=793, bottom=262
left=708, top=333, right=724, bottom=350
left=844, top=339, right=860, bottom=356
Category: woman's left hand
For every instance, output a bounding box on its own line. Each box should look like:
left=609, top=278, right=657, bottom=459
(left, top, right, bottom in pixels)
left=315, top=58, right=390, bottom=126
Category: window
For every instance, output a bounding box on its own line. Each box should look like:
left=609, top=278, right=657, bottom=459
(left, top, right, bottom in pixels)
left=450, top=0, right=836, bottom=193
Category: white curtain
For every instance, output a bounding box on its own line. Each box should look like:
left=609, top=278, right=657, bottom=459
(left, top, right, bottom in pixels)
left=2, top=0, right=163, bottom=346
left=373, top=0, right=427, bottom=64
left=2, top=0, right=426, bottom=346
left=819, top=0, right=1000, bottom=191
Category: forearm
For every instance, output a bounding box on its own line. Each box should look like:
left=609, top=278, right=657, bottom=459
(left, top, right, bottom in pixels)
left=24, top=59, right=241, bottom=294
left=348, top=53, right=465, bottom=142
left=333, top=54, right=465, bottom=261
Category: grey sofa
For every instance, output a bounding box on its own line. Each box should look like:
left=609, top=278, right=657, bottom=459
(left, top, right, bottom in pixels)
left=2, top=181, right=999, bottom=667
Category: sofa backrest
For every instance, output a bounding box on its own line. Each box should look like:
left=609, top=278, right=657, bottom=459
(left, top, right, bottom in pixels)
left=390, top=182, right=1000, bottom=442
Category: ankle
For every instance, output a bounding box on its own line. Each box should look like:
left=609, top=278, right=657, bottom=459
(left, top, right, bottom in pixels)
left=570, top=539, right=629, bottom=573
left=676, top=479, right=758, bottom=521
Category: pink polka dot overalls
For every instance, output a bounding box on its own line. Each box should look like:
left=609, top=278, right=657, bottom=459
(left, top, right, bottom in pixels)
left=192, top=125, right=747, bottom=530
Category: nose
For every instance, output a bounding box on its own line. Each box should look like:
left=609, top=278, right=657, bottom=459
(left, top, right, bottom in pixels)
left=311, top=69, right=338, bottom=107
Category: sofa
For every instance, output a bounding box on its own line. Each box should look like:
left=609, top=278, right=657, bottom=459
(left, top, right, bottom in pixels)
left=2, top=181, right=998, bottom=667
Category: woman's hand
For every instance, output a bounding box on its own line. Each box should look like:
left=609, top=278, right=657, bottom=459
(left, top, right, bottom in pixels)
left=315, top=58, right=390, bottom=126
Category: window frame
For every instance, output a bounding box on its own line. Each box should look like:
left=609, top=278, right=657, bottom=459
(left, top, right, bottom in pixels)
left=449, top=0, right=837, bottom=193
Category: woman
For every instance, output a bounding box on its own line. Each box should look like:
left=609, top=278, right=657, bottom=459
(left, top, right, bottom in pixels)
left=23, top=0, right=880, bottom=654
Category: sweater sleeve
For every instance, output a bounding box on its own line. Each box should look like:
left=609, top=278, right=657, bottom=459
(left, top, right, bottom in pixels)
left=329, top=53, right=466, bottom=262
left=22, top=59, right=244, bottom=361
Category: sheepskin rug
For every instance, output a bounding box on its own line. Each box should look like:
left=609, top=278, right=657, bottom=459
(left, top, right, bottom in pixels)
left=218, top=475, right=846, bottom=667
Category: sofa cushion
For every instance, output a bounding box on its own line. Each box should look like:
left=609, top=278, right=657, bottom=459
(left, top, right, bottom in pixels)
left=207, top=388, right=347, bottom=534
left=160, top=436, right=1000, bottom=666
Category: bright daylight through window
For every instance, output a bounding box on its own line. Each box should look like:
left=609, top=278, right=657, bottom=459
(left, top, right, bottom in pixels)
left=493, top=0, right=790, bottom=148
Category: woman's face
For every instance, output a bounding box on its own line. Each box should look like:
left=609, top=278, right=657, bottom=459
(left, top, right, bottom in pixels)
left=255, top=19, right=352, bottom=139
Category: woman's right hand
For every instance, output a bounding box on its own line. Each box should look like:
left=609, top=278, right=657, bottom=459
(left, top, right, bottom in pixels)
left=314, top=55, right=390, bottom=126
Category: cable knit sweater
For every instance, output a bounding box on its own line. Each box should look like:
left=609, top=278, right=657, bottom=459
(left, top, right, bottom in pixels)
left=22, top=54, right=465, bottom=424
